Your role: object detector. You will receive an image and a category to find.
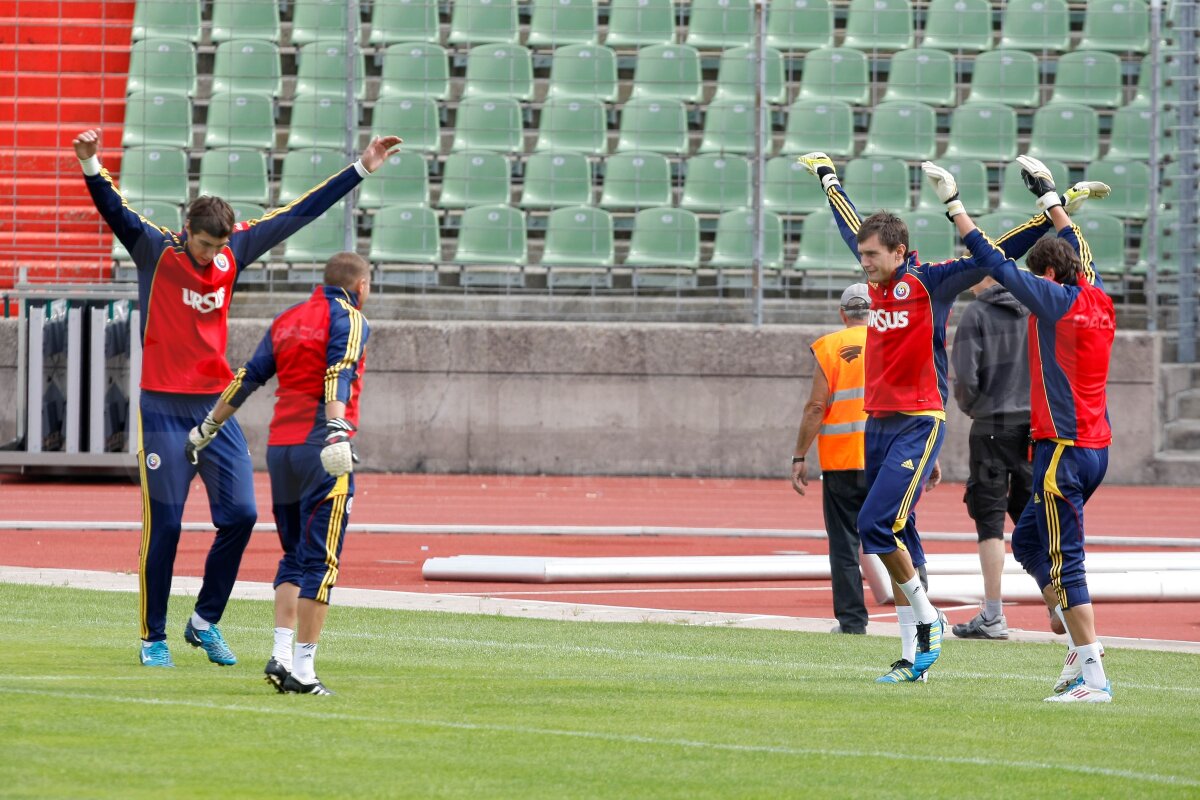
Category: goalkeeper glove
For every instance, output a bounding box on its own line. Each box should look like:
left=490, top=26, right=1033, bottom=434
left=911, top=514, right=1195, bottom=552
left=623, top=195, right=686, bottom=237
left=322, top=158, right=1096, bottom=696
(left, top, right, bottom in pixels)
left=920, top=161, right=965, bottom=219
left=1062, top=180, right=1112, bottom=215
left=185, top=413, right=223, bottom=466
left=320, top=418, right=359, bottom=477
left=1017, top=155, right=1062, bottom=212
left=797, top=152, right=840, bottom=191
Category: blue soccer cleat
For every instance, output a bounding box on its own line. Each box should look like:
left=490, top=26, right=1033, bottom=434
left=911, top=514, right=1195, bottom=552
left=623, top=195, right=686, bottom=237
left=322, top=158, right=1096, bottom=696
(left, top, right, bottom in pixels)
left=184, top=621, right=237, bottom=666
left=139, top=640, right=175, bottom=668
left=876, top=658, right=927, bottom=683
left=912, top=612, right=944, bottom=677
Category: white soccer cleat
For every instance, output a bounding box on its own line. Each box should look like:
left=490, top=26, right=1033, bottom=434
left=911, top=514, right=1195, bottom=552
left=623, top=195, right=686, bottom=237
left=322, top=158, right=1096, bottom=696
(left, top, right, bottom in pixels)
left=1053, top=651, right=1082, bottom=694
left=1045, top=681, right=1112, bottom=703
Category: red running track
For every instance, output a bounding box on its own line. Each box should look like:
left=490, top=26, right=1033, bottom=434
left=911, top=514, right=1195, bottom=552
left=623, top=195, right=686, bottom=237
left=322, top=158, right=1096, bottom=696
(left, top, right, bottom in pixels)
left=2, top=474, right=1198, bottom=641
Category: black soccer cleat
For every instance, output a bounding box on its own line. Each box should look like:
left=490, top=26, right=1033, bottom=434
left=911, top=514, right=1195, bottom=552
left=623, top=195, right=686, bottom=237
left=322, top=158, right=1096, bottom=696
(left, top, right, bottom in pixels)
left=282, top=673, right=334, bottom=695
left=264, top=658, right=291, bottom=693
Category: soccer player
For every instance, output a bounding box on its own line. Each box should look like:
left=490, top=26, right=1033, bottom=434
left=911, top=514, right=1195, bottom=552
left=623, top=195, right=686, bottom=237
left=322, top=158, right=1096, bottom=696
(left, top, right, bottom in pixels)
left=73, top=129, right=401, bottom=668
left=930, top=155, right=1116, bottom=702
left=186, top=251, right=370, bottom=696
left=796, top=153, right=1104, bottom=683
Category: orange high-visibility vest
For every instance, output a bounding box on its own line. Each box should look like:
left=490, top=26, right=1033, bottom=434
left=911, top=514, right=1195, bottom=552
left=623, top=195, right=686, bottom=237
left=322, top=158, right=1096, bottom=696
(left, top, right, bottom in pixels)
left=810, top=325, right=868, bottom=471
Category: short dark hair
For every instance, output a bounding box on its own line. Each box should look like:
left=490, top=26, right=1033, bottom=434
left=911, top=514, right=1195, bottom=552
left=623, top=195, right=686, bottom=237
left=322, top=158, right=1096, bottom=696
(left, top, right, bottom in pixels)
left=856, top=211, right=909, bottom=252
left=186, top=195, right=235, bottom=239
left=1026, top=237, right=1082, bottom=285
left=324, top=251, right=370, bottom=290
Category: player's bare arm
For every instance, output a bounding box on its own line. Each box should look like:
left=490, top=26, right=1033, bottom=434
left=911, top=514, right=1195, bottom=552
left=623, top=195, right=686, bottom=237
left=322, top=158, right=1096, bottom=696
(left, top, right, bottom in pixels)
left=791, top=367, right=831, bottom=496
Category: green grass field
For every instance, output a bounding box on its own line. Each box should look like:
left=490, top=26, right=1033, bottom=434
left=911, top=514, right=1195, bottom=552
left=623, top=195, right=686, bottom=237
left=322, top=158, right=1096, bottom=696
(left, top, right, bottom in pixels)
left=3, top=583, right=1199, bottom=799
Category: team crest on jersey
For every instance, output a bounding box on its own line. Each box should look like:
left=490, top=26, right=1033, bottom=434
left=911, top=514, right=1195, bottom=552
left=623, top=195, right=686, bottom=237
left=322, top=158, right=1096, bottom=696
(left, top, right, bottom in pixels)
left=146, top=453, right=161, bottom=470
left=182, top=286, right=227, bottom=314
left=893, top=282, right=911, bottom=300
left=213, top=254, right=230, bottom=272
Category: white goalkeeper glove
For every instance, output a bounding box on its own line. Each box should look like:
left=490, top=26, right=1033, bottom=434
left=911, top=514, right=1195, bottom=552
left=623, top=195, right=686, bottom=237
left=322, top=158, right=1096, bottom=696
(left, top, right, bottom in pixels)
left=797, top=152, right=840, bottom=191
left=1017, top=154, right=1062, bottom=213
left=185, top=413, right=224, bottom=465
left=320, top=418, right=359, bottom=477
left=920, top=161, right=965, bottom=219
left=1062, top=180, right=1112, bottom=215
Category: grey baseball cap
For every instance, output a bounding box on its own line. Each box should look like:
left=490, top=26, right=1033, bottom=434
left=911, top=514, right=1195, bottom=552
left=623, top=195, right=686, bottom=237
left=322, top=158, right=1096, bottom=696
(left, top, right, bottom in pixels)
left=840, top=283, right=871, bottom=311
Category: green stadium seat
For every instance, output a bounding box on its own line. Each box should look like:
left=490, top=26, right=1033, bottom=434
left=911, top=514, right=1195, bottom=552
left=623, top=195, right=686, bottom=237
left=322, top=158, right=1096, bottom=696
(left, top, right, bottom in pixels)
left=118, top=147, right=188, bottom=203
left=996, top=157, right=1068, bottom=212
left=1107, top=104, right=1166, bottom=160
left=605, top=0, right=677, bottom=48
left=1029, top=103, right=1100, bottom=162
left=447, top=0, right=520, bottom=45
left=1078, top=0, right=1150, bottom=53
left=881, top=48, right=956, bottom=107
left=359, top=151, right=430, bottom=209
left=278, top=148, right=344, bottom=205
left=229, top=203, right=266, bottom=224
left=283, top=211, right=346, bottom=263
left=793, top=210, right=861, bottom=273
left=616, top=99, right=689, bottom=155
left=112, top=201, right=182, bottom=261
left=535, top=98, right=608, bottom=155
left=204, top=92, right=275, bottom=150
left=861, top=100, right=938, bottom=160
left=1085, top=159, right=1150, bottom=219
left=1049, top=51, right=1123, bottom=108
left=625, top=207, right=701, bottom=288
left=547, top=44, right=619, bottom=102
left=599, top=152, right=673, bottom=209
left=976, top=211, right=1034, bottom=245
left=439, top=151, right=512, bottom=208
left=780, top=98, right=855, bottom=157
left=450, top=97, right=524, bottom=153
left=462, top=44, right=535, bottom=101
left=211, top=0, right=280, bottom=43
left=763, top=155, right=828, bottom=213
left=916, top=157, right=990, bottom=215
left=373, top=97, right=441, bottom=154
left=713, top=46, right=787, bottom=105
left=798, top=47, right=870, bottom=106
left=132, top=0, right=201, bottom=43
left=288, top=93, right=358, bottom=150
left=943, top=101, right=1018, bottom=160
left=709, top=209, right=785, bottom=269
left=369, top=0, right=441, bottom=45
left=454, top=204, right=527, bottom=265
left=966, top=49, right=1041, bottom=107
left=698, top=101, right=764, bottom=154
left=844, top=157, right=911, bottom=211
left=903, top=211, right=958, bottom=263
left=290, top=0, right=352, bottom=47
left=999, top=0, right=1071, bottom=52
left=766, top=0, right=834, bottom=52
left=1136, top=213, right=1180, bottom=275
left=379, top=43, right=450, bottom=100
left=211, top=39, right=282, bottom=98
left=527, top=0, right=599, bottom=46
left=127, top=38, right=196, bottom=96
left=1135, top=50, right=1181, bottom=105
left=542, top=206, right=615, bottom=266
left=122, top=91, right=192, bottom=149
left=370, top=205, right=442, bottom=263
left=295, top=42, right=366, bottom=100
left=1074, top=212, right=1127, bottom=271
left=921, top=0, right=994, bottom=53
left=630, top=44, right=704, bottom=104
left=520, top=152, right=594, bottom=208
left=198, top=148, right=270, bottom=205
left=685, top=0, right=754, bottom=49
left=680, top=154, right=752, bottom=212
left=841, top=0, right=914, bottom=52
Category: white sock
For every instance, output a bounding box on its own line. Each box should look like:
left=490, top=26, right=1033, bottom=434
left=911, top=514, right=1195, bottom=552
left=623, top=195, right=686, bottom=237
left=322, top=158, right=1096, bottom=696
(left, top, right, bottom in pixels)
left=1077, top=641, right=1108, bottom=689
left=293, top=642, right=318, bottom=682
left=896, top=574, right=937, bottom=624
left=1054, top=604, right=1077, bottom=649
left=897, top=606, right=917, bottom=663
left=983, top=599, right=1003, bottom=621
left=189, top=612, right=212, bottom=631
left=273, top=627, right=294, bottom=669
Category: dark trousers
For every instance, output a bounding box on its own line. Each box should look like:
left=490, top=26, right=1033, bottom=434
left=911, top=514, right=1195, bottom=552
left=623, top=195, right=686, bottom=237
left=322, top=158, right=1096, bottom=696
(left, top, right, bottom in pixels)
left=822, top=469, right=870, bottom=633
left=964, top=420, right=1033, bottom=541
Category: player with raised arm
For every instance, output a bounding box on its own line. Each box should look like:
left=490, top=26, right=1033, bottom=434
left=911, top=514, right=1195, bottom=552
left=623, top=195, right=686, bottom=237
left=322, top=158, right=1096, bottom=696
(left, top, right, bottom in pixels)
left=73, top=129, right=401, bottom=669
left=927, top=155, right=1116, bottom=702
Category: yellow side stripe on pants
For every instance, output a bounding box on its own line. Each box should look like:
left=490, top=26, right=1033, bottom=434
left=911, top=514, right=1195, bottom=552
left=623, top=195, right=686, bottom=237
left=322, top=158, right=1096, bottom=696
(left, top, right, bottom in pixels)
left=891, top=419, right=942, bottom=534
left=137, top=412, right=151, bottom=640
left=1044, top=442, right=1069, bottom=609
left=316, top=494, right=347, bottom=604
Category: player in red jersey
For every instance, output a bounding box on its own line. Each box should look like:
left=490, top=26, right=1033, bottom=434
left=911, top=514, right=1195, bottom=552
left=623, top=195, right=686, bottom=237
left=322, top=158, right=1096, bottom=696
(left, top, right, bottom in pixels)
left=74, top=129, right=400, bottom=669
left=930, top=155, right=1116, bottom=702
left=187, top=252, right=370, bottom=695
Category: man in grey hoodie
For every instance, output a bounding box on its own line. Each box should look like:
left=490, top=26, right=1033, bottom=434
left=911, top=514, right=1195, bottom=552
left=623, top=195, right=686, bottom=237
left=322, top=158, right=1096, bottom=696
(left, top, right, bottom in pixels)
left=950, top=276, right=1034, bottom=640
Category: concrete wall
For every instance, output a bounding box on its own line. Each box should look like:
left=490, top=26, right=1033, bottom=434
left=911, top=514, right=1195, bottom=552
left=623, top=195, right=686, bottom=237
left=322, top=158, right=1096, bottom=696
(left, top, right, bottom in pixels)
left=0, top=318, right=1163, bottom=483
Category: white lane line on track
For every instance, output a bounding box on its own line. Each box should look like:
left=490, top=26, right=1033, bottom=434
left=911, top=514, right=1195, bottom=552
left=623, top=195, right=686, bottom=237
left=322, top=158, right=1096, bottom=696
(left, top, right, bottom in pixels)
left=2, top=687, right=1197, bottom=788
left=448, top=586, right=833, bottom=597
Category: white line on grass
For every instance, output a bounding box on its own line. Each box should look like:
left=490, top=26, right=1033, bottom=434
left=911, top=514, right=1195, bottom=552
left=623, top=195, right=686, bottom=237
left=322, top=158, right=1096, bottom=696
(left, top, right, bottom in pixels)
left=2, top=687, right=1196, bottom=789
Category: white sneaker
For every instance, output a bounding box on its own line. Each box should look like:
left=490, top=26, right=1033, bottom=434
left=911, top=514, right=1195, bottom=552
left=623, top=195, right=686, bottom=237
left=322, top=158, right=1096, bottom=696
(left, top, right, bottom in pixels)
left=952, top=611, right=1009, bottom=640
left=1045, top=680, right=1112, bottom=703
left=1052, top=644, right=1105, bottom=694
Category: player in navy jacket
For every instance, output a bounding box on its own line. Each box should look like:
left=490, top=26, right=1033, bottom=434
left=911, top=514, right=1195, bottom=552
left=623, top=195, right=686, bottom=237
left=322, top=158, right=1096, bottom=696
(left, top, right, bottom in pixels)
left=73, top=129, right=400, bottom=669
left=926, top=155, right=1116, bottom=703
left=187, top=252, right=370, bottom=695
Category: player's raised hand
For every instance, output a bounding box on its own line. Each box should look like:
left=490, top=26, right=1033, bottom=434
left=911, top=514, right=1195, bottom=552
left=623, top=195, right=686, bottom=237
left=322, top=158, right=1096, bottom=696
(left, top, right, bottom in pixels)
left=797, top=152, right=840, bottom=190
left=1063, top=180, right=1112, bottom=215
left=1017, top=154, right=1063, bottom=213
left=360, top=135, right=404, bottom=174
left=73, top=129, right=100, bottom=161
left=920, top=161, right=965, bottom=219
